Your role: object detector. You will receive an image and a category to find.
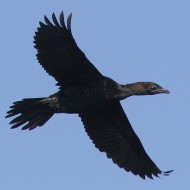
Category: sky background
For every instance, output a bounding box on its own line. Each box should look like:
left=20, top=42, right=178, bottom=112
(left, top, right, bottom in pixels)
left=1, top=0, right=190, bottom=189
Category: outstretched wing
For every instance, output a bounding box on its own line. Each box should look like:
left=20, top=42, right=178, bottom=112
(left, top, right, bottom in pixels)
left=34, top=12, right=103, bottom=87
left=79, top=101, right=172, bottom=179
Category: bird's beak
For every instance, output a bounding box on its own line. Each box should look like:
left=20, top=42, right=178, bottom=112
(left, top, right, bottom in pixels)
left=159, top=88, right=170, bottom=94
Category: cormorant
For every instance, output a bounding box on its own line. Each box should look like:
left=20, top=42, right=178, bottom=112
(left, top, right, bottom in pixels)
left=6, top=12, right=173, bottom=179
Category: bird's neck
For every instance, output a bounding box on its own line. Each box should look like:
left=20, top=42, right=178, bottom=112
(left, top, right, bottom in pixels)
left=117, top=83, right=147, bottom=100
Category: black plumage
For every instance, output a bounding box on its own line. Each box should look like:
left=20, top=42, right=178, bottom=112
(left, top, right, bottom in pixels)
left=6, top=12, right=173, bottom=179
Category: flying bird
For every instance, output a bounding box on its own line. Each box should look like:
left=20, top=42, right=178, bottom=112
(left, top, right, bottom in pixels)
left=6, top=11, right=173, bottom=179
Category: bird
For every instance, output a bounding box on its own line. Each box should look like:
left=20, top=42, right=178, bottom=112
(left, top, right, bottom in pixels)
left=6, top=11, right=173, bottom=179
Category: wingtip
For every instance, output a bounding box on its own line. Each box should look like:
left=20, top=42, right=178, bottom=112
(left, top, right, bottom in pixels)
left=44, top=15, right=53, bottom=26
left=59, top=11, right=66, bottom=28
left=162, top=170, right=174, bottom=176
left=52, top=12, right=60, bottom=27
left=67, top=13, right=72, bottom=30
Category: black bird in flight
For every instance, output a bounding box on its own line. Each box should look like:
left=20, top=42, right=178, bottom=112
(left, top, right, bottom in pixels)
left=6, top=12, right=173, bottom=179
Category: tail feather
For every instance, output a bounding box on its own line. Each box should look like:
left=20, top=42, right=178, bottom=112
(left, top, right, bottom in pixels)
left=6, top=98, right=54, bottom=130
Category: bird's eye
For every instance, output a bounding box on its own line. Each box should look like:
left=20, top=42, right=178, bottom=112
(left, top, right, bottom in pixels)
left=150, top=85, right=158, bottom=91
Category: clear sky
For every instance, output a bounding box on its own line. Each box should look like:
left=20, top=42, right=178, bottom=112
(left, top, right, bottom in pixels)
left=1, top=0, right=189, bottom=189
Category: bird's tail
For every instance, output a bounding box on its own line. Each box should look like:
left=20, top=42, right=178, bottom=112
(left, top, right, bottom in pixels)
left=5, top=98, right=54, bottom=130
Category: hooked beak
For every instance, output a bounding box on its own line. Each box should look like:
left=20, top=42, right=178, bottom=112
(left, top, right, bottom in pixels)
left=159, top=88, right=170, bottom=94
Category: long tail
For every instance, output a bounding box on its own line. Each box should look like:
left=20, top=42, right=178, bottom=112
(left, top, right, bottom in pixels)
left=6, top=98, right=54, bottom=130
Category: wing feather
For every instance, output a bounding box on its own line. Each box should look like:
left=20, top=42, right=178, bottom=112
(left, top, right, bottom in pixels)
left=79, top=101, right=172, bottom=179
left=34, top=12, right=103, bottom=87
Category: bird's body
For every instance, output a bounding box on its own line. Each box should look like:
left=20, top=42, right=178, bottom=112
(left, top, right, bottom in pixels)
left=50, top=77, right=121, bottom=113
left=28, top=77, right=120, bottom=114
left=6, top=12, right=172, bottom=179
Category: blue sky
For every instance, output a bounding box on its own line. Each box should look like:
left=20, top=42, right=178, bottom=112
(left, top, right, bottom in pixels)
left=1, top=0, right=190, bottom=189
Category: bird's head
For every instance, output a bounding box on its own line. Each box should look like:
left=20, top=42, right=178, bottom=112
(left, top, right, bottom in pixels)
left=126, top=82, right=170, bottom=96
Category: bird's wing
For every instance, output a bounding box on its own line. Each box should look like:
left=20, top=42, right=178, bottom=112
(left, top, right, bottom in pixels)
left=34, top=12, right=103, bottom=87
left=79, top=101, right=172, bottom=179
